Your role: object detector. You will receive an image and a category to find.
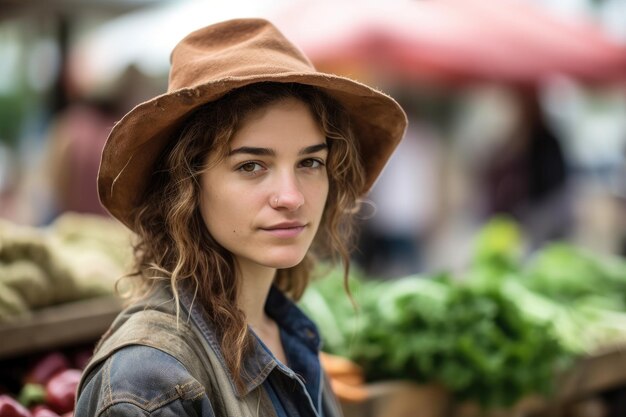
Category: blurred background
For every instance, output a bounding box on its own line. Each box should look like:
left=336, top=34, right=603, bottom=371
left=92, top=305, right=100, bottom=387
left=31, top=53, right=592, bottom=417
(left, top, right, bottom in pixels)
left=0, top=0, right=624, bottom=275
left=1, top=0, right=626, bottom=416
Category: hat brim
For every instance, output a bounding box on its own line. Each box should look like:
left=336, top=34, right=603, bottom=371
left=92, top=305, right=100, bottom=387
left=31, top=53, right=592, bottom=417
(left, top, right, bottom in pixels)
left=98, top=72, right=407, bottom=229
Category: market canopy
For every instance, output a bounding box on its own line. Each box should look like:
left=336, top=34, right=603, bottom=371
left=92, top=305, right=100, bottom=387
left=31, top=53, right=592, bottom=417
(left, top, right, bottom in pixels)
left=271, top=0, right=626, bottom=85
left=70, top=0, right=626, bottom=93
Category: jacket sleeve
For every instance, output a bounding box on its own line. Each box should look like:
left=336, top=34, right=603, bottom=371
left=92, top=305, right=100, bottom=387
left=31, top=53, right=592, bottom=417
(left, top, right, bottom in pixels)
left=90, top=398, right=215, bottom=417
left=74, top=345, right=215, bottom=417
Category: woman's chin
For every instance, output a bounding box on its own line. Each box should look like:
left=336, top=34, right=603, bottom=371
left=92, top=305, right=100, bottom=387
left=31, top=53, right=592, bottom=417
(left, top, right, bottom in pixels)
left=261, top=251, right=308, bottom=270
left=268, top=258, right=305, bottom=270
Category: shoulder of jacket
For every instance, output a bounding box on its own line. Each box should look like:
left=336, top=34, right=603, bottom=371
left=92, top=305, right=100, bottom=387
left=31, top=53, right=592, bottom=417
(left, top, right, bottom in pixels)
left=77, top=345, right=207, bottom=416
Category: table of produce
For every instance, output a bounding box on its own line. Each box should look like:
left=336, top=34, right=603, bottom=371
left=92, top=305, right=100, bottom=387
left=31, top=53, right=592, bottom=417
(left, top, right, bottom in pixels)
left=1, top=350, right=88, bottom=417
left=0, top=214, right=132, bottom=417
left=2, top=214, right=626, bottom=417
left=300, top=218, right=626, bottom=416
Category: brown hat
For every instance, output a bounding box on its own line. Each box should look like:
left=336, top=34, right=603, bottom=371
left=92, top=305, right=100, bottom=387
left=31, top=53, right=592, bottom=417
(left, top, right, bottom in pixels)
left=98, top=18, right=407, bottom=229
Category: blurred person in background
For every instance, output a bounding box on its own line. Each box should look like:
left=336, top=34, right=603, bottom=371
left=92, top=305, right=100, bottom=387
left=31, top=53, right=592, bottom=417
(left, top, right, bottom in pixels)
left=43, top=98, right=119, bottom=223
left=74, top=18, right=407, bottom=417
left=39, top=63, right=158, bottom=225
left=450, top=86, right=573, bottom=256
left=480, top=89, right=573, bottom=249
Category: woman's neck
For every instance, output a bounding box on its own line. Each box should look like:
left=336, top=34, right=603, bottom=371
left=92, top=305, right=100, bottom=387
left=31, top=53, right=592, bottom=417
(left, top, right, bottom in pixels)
left=236, top=259, right=276, bottom=330
left=235, top=259, right=289, bottom=364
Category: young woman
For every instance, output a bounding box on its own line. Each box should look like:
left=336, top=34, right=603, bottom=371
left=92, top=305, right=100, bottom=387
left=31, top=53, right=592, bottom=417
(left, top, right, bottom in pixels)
left=75, top=18, right=407, bottom=417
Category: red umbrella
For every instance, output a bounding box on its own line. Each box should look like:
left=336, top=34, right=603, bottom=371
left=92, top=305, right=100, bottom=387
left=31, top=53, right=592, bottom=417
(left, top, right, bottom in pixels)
left=448, top=0, right=626, bottom=83
left=272, top=0, right=626, bottom=86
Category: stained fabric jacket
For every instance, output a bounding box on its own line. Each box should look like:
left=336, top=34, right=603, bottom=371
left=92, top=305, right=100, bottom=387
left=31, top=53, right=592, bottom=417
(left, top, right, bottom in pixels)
left=75, top=284, right=343, bottom=417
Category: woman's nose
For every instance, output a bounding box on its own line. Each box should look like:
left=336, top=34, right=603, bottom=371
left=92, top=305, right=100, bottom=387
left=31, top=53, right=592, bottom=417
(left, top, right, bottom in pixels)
left=270, top=172, right=304, bottom=211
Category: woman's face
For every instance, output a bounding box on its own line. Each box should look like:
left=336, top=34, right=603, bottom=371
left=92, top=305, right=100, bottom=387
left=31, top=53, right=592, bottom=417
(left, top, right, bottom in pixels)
left=199, top=98, right=329, bottom=273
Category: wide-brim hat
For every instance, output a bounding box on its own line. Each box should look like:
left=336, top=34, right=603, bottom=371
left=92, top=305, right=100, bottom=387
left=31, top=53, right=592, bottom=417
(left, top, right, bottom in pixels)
left=98, top=18, right=407, bottom=229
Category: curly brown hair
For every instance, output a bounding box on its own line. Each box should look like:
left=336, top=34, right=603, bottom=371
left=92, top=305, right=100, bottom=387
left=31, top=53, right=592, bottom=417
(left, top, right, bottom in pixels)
left=121, top=82, right=365, bottom=390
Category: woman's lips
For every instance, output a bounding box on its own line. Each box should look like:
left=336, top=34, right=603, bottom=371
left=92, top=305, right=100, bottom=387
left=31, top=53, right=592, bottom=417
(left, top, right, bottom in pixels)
left=261, top=223, right=306, bottom=238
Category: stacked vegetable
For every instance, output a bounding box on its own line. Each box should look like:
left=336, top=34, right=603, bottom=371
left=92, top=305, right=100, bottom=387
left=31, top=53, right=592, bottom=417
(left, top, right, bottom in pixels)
left=300, top=217, right=626, bottom=409
left=0, top=213, right=132, bottom=321
left=0, top=350, right=87, bottom=417
left=469, top=217, right=626, bottom=355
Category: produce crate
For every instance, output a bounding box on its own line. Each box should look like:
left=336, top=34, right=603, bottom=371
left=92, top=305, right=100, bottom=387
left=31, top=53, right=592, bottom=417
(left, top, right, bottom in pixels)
left=338, top=349, right=626, bottom=417
left=554, top=345, right=626, bottom=417
left=557, top=346, right=626, bottom=402
left=340, top=382, right=552, bottom=417
left=341, top=382, right=451, bottom=417
left=0, top=296, right=122, bottom=359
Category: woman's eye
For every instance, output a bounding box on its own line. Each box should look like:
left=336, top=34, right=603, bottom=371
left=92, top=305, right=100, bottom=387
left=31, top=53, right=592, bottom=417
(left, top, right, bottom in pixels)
left=237, top=162, right=264, bottom=174
left=300, top=158, right=325, bottom=169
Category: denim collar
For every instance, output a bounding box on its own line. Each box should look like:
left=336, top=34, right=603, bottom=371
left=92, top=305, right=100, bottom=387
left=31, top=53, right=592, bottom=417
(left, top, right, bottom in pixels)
left=178, top=284, right=321, bottom=398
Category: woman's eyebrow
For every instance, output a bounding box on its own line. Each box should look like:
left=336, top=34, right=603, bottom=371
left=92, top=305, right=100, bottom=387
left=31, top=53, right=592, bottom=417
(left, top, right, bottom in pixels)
left=228, top=143, right=328, bottom=157
left=299, top=143, right=328, bottom=156
left=228, top=147, right=275, bottom=156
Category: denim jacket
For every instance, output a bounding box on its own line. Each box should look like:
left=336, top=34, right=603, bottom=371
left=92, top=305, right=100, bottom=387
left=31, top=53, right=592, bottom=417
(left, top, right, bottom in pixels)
left=75, top=284, right=343, bottom=417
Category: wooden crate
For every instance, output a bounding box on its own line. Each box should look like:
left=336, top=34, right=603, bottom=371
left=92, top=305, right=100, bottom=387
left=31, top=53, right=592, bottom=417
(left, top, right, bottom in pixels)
left=341, top=382, right=452, bottom=417
left=0, top=296, right=122, bottom=359
left=557, top=346, right=626, bottom=403
left=340, top=346, right=626, bottom=417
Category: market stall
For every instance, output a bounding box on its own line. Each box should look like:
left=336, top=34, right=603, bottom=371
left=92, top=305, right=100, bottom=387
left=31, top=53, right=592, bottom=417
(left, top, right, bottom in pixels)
left=300, top=218, right=626, bottom=417
left=2, top=215, right=625, bottom=416
left=0, top=214, right=130, bottom=417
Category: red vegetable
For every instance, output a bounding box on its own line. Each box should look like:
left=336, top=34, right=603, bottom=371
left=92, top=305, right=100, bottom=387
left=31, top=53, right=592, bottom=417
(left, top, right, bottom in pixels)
left=44, top=370, right=81, bottom=414
left=30, top=406, right=60, bottom=417
left=0, top=395, right=32, bottom=417
left=25, top=353, right=70, bottom=386
left=71, top=350, right=92, bottom=371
